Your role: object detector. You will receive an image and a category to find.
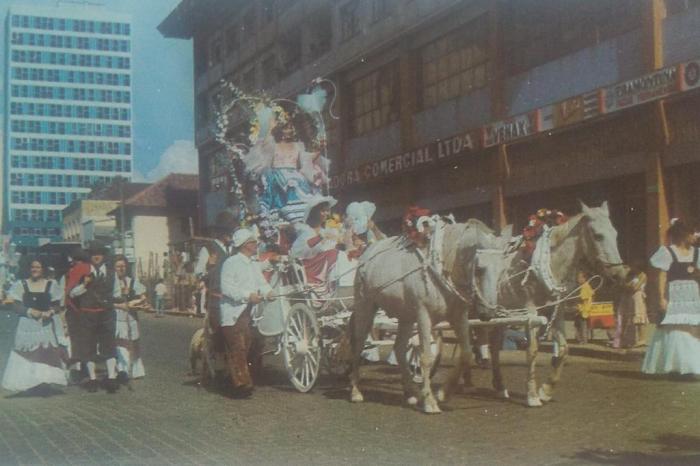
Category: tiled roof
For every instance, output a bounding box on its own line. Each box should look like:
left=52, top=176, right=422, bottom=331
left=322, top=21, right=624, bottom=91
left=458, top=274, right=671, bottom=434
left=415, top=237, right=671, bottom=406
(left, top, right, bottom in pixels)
left=123, top=173, right=198, bottom=208
left=89, top=181, right=151, bottom=201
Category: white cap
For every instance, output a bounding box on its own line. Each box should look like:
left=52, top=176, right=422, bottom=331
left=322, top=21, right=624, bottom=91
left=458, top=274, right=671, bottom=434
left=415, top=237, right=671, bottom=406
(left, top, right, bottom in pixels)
left=232, top=228, right=257, bottom=248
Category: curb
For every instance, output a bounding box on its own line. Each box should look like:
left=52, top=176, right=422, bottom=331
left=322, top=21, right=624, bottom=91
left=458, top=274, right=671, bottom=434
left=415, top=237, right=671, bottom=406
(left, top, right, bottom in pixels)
left=538, top=341, right=646, bottom=362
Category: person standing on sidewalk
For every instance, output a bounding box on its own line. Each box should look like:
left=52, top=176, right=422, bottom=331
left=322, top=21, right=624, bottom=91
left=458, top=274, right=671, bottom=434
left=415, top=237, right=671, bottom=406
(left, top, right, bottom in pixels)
left=614, top=262, right=648, bottom=348
left=219, top=228, right=273, bottom=397
left=642, top=220, right=700, bottom=377
left=154, top=280, right=167, bottom=317
left=69, top=242, right=119, bottom=393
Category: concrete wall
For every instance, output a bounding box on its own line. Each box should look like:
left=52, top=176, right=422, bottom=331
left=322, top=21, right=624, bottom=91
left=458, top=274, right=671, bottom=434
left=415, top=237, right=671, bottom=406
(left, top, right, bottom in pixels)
left=505, top=28, right=645, bottom=116
left=132, top=215, right=170, bottom=274
left=664, top=7, right=700, bottom=65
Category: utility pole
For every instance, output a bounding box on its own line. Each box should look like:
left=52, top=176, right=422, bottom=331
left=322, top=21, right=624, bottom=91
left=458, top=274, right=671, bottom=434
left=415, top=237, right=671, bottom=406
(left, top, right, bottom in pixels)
left=120, top=177, right=126, bottom=255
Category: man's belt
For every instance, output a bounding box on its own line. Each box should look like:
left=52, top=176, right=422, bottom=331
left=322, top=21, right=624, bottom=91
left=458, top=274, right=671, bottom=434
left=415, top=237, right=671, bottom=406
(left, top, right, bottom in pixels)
left=80, top=307, right=109, bottom=313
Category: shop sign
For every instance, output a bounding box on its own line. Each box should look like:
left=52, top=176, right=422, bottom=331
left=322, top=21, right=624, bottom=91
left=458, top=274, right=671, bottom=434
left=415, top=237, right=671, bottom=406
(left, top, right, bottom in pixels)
left=680, top=59, right=700, bottom=91
left=482, top=112, right=537, bottom=147
left=602, top=65, right=679, bottom=113
left=330, top=129, right=480, bottom=190
left=552, top=95, right=585, bottom=127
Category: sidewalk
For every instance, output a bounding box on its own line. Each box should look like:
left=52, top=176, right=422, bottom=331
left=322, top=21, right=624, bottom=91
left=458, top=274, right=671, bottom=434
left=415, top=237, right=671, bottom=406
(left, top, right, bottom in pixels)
left=534, top=322, right=651, bottom=362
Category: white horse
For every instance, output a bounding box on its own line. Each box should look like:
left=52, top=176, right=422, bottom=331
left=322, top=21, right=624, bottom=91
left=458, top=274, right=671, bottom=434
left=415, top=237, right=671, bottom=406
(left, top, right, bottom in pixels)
left=481, top=201, right=628, bottom=407
left=348, top=220, right=508, bottom=413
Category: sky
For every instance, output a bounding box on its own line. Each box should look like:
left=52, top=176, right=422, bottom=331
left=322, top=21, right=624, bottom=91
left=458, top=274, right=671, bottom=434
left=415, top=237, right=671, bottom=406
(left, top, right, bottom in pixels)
left=0, top=0, right=197, bottom=182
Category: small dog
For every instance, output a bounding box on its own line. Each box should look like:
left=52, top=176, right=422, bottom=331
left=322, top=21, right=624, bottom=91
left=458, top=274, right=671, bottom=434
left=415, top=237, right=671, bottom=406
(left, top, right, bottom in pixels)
left=189, top=327, right=205, bottom=375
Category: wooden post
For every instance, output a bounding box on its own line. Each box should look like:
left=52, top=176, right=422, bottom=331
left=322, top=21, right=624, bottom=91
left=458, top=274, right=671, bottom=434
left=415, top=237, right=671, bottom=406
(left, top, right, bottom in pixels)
left=488, top=2, right=508, bottom=229
left=644, top=0, right=670, bottom=319
left=644, top=0, right=670, bottom=255
left=492, top=145, right=509, bottom=230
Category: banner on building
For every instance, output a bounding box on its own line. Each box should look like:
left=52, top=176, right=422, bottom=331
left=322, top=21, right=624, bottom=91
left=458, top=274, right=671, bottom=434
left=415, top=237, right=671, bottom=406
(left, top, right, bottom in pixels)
left=602, top=65, right=679, bottom=113
left=680, top=59, right=700, bottom=91
left=482, top=112, right=537, bottom=147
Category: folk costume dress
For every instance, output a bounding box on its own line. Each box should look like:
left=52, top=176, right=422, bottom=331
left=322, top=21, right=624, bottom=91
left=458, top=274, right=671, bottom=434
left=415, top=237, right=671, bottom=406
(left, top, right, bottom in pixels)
left=642, top=245, right=700, bottom=375
left=1, top=279, right=68, bottom=391
left=114, top=275, right=147, bottom=378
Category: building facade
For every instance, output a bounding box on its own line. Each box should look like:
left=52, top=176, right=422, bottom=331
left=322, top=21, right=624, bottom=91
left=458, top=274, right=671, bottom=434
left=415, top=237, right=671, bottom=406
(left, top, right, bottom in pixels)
left=159, top=0, right=700, bottom=262
left=108, top=173, right=199, bottom=276
left=3, top=4, right=133, bottom=247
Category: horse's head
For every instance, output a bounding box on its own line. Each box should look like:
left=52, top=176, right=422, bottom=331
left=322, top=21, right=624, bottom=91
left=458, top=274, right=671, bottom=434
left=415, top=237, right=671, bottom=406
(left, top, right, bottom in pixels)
left=578, top=201, right=629, bottom=284
left=472, top=229, right=509, bottom=321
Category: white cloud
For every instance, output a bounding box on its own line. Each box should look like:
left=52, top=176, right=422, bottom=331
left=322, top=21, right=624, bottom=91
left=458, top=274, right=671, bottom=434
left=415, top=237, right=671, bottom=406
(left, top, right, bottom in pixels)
left=146, top=140, right=199, bottom=182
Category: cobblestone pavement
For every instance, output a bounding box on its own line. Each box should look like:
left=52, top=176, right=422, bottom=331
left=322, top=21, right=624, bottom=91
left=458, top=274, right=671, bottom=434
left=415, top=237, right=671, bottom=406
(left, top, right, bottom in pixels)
left=1, top=310, right=698, bottom=466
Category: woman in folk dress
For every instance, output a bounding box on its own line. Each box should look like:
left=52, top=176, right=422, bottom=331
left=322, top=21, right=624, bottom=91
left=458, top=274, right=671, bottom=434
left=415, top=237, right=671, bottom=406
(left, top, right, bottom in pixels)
left=1, top=259, right=68, bottom=392
left=113, top=255, right=147, bottom=382
left=642, top=220, right=700, bottom=376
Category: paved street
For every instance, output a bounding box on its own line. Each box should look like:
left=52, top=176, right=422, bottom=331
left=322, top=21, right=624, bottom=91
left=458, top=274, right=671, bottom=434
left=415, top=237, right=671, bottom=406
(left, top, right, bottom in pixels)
left=1, top=310, right=698, bottom=466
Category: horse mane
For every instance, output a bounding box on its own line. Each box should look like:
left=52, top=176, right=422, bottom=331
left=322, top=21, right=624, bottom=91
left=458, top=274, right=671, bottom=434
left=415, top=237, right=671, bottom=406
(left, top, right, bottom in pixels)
left=550, top=212, right=588, bottom=247
left=463, top=218, right=494, bottom=235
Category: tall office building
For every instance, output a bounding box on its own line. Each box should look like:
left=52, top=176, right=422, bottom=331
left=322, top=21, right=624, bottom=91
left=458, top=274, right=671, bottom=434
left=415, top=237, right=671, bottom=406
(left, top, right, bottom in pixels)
left=3, top=4, right=133, bottom=247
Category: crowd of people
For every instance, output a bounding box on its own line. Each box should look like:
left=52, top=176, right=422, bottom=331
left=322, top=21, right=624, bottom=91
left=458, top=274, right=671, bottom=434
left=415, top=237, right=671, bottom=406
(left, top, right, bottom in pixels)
left=1, top=242, right=147, bottom=394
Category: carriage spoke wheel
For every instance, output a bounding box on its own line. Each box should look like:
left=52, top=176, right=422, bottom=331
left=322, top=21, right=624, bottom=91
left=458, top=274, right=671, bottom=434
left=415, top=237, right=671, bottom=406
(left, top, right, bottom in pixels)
left=283, top=303, right=321, bottom=392
left=407, top=331, right=444, bottom=384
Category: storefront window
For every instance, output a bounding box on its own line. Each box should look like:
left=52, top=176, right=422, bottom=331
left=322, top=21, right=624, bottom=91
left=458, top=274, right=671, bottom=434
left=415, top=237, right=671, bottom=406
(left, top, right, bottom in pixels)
left=421, top=17, right=489, bottom=109
left=350, top=61, right=399, bottom=137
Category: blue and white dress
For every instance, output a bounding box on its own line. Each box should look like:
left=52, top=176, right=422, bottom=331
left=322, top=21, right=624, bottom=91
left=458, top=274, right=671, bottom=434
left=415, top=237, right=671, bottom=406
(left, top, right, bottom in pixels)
left=642, top=245, right=700, bottom=375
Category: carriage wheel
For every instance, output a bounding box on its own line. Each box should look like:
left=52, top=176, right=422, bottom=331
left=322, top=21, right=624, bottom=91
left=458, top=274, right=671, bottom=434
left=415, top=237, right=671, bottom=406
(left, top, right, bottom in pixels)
left=407, top=331, right=444, bottom=384
left=282, top=303, right=321, bottom=393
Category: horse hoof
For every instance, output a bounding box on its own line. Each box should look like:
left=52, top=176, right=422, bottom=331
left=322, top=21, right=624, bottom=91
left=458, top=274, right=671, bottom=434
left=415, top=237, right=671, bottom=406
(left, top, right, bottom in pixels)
left=350, top=389, right=364, bottom=403
left=527, top=396, right=543, bottom=407
left=422, top=401, right=442, bottom=414
left=538, top=386, right=553, bottom=403
left=496, top=389, right=509, bottom=399
left=406, top=396, right=419, bottom=406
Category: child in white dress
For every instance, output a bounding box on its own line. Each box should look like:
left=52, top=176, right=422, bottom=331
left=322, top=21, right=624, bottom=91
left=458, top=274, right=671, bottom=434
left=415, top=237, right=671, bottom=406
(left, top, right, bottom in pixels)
left=642, top=220, right=700, bottom=376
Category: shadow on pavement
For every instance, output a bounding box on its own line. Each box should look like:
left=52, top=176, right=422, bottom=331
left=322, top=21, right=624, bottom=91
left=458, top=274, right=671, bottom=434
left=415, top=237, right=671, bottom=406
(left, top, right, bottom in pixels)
left=570, top=434, right=700, bottom=465
left=4, top=384, right=66, bottom=398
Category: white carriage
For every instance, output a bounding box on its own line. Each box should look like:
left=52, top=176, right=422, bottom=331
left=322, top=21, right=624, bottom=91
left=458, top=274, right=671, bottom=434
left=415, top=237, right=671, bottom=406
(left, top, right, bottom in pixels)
left=245, top=252, right=442, bottom=393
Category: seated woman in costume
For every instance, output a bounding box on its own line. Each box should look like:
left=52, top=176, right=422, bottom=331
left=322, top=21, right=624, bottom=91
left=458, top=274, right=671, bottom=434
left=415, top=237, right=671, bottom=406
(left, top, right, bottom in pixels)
left=290, top=197, right=339, bottom=291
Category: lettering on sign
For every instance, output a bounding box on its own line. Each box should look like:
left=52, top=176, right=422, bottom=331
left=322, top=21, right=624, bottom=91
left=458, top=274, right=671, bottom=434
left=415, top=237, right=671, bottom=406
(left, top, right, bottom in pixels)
left=482, top=113, right=535, bottom=147
left=603, top=65, right=679, bottom=113
left=330, top=130, right=478, bottom=190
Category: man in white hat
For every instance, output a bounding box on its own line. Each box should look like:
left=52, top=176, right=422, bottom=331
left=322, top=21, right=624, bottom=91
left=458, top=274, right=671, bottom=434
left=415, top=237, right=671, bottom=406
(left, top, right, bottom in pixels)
left=219, top=228, right=273, bottom=396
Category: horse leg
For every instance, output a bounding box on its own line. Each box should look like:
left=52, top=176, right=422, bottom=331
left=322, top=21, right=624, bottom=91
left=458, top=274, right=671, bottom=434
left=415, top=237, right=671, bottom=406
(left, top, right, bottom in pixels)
left=490, top=326, right=508, bottom=399
left=394, top=319, right=418, bottom=406
left=438, top=312, right=472, bottom=403
left=416, top=309, right=441, bottom=414
left=539, top=312, right=568, bottom=402
left=526, top=322, right=542, bottom=407
left=349, top=303, right=376, bottom=403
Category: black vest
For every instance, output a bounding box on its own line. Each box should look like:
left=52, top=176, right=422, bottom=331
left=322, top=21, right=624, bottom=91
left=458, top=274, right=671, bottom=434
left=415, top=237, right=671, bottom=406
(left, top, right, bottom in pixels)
left=667, top=246, right=698, bottom=282
left=22, top=280, right=53, bottom=312
left=77, top=269, right=114, bottom=310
